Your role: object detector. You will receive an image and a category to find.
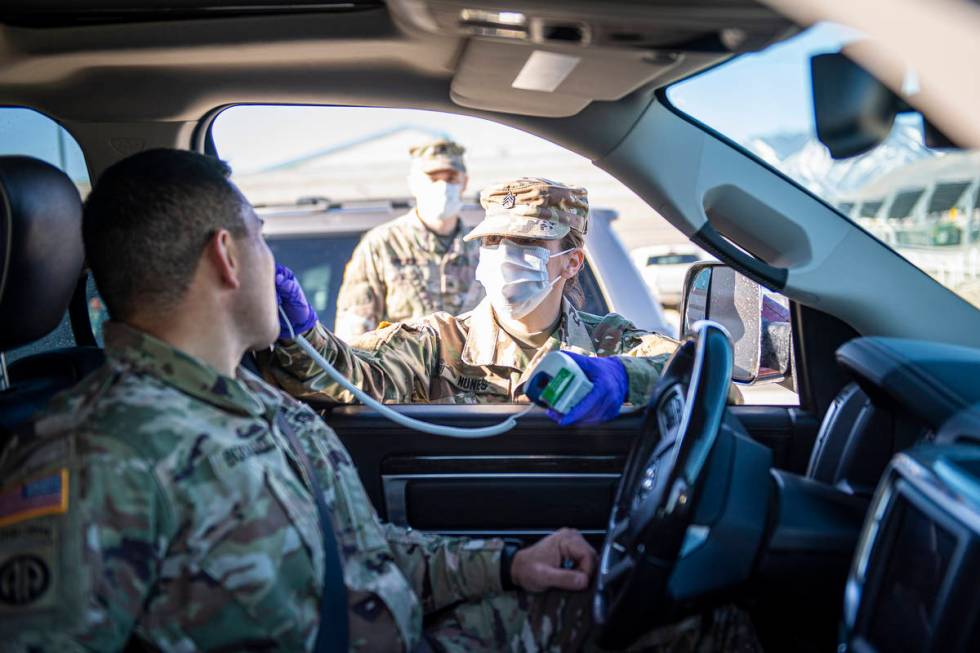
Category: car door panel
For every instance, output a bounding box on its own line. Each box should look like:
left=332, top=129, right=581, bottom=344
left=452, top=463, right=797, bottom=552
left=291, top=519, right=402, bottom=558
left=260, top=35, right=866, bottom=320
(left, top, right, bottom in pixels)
left=383, top=456, right=621, bottom=540
left=733, top=405, right=820, bottom=473
left=324, top=403, right=817, bottom=543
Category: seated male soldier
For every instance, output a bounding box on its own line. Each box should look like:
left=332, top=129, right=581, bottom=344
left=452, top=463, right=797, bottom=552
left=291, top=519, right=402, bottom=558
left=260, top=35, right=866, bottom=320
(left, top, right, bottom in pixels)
left=0, top=149, right=757, bottom=652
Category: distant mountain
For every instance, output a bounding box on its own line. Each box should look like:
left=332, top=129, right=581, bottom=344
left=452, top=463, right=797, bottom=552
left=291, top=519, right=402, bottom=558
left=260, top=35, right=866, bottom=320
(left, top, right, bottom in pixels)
left=744, top=120, right=938, bottom=202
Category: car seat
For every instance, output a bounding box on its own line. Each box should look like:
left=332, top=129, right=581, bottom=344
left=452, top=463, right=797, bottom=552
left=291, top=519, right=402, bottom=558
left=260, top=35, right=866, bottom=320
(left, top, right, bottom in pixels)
left=805, top=382, right=920, bottom=496
left=0, top=156, right=104, bottom=439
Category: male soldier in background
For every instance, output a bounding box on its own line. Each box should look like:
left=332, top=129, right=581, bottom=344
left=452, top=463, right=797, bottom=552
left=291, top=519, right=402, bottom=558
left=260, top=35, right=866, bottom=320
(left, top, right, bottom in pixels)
left=333, top=139, right=483, bottom=340
left=0, top=149, right=609, bottom=652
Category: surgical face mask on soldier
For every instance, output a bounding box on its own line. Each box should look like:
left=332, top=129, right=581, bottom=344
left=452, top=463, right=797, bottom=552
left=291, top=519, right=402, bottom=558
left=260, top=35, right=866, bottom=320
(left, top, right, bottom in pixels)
left=476, top=238, right=576, bottom=320
left=413, top=178, right=463, bottom=222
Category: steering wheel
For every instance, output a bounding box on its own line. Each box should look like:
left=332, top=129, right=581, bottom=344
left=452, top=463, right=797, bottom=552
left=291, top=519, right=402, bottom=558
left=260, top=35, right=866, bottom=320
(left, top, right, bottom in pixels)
left=593, top=320, right=734, bottom=648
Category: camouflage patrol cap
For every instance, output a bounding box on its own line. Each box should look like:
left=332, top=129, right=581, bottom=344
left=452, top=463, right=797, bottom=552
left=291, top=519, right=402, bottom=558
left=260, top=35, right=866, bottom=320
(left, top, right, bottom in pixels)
left=464, top=177, right=589, bottom=242
left=409, top=139, right=467, bottom=175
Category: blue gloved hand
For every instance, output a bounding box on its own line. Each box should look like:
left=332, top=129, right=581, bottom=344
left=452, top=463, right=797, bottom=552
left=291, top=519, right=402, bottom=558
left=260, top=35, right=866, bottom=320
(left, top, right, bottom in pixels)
left=275, top=263, right=318, bottom=340
left=546, top=351, right=629, bottom=426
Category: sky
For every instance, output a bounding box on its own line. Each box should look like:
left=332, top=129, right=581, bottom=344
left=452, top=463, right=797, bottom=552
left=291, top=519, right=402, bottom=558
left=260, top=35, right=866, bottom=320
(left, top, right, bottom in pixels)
left=211, top=105, right=592, bottom=175
left=0, top=107, right=89, bottom=182
left=667, top=22, right=857, bottom=143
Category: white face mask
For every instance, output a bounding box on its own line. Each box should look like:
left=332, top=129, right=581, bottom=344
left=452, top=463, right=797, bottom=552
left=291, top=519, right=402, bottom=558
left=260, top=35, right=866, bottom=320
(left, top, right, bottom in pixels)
left=476, top=238, right=577, bottom=320
left=412, top=178, right=463, bottom=222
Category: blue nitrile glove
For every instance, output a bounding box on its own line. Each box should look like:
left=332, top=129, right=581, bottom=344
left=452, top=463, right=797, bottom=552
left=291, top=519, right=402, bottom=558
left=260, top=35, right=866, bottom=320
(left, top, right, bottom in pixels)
left=275, top=263, right=318, bottom=340
left=546, top=351, right=629, bottom=426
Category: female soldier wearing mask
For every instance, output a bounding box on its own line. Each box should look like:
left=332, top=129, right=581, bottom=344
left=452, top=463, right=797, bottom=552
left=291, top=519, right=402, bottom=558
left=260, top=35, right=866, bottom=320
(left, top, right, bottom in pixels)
left=262, top=177, right=680, bottom=425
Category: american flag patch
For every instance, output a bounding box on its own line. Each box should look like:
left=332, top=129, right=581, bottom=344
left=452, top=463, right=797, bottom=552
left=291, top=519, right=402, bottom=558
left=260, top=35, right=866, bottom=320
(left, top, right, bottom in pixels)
left=0, top=469, right=69, bottom=528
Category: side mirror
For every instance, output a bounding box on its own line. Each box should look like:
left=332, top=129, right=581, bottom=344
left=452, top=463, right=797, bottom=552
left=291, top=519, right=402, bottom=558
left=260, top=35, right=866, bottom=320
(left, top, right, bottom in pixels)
left=680, top=262, right=791, bottom=384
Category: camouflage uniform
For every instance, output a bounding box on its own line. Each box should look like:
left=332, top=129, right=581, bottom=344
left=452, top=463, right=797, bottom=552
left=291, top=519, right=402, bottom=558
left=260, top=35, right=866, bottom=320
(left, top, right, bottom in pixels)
left=266, top=297, right=678, bottom=406
left=334, top=140, right=483, bottom=340
left=269, top=177, right=679, bottom=405
left=0, top=330, right=759, bottom=653
left=0, top=323, right=591, bottom=652
left=334, top=211, right=484, bottom=340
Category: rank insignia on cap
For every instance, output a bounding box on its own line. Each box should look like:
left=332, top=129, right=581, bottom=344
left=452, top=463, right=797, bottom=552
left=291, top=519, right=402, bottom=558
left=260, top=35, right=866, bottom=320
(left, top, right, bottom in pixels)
left=0, top=469, right=69, bottom=528
left=502, top=193, right=516, bottom=209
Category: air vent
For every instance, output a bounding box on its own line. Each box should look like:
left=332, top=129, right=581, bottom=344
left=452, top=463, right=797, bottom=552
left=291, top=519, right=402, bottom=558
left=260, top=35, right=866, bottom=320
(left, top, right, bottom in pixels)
left=533, top=20, right=590, bottom=46
left=542, top=24, right=583, bottom=43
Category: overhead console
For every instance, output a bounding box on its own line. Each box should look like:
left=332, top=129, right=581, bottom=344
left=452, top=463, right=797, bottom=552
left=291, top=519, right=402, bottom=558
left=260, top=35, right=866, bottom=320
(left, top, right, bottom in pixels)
left=389, top=0, right=796, bottom=116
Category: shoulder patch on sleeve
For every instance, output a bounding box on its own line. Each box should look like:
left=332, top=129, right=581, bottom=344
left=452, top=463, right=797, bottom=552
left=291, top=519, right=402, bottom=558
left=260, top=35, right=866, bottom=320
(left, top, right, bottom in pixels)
left=349, top=321, right=408, bottom=351
left=590, top=313, right=635, bottom=356
left=0, top=469, right=69, bottom=528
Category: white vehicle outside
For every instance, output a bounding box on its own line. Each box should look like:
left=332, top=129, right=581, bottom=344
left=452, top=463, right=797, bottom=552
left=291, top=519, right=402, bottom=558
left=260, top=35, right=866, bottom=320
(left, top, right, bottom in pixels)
left=629, top=243, right=712, bottom=308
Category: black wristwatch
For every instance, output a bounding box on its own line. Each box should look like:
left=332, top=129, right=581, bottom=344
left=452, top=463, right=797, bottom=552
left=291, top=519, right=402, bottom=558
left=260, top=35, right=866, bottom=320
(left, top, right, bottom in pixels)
left=500, top=541, right=522, bottom=591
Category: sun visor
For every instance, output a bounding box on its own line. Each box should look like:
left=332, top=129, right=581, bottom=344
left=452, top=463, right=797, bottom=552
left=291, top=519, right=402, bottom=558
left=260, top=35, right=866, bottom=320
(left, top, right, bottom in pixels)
left=450, top=40, right=679, bottom=117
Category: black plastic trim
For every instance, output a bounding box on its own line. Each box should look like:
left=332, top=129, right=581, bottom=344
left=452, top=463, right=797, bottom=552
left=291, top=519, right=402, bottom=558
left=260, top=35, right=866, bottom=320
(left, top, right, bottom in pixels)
left=836, top=337, right=980, bottom=430
left=0, top=2, right=383, bottom=28
left=791, top=302, right=858, bottom=419
left=691, top=221, right=787, bottom=291
left=68, top=272, right=96, bottom=347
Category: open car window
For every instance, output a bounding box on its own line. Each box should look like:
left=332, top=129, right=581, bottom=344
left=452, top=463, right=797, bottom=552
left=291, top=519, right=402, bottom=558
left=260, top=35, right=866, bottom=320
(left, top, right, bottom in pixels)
left=210, top=106, right=658, bottom=325
left=667, top=23, right=980, bottom=310
left=211, top=105, right=796, bottom=405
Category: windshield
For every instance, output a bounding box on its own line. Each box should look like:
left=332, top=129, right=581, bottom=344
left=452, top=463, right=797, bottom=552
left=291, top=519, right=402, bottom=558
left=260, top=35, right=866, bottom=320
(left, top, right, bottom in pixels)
left=667, top=23, right=980, bottom=309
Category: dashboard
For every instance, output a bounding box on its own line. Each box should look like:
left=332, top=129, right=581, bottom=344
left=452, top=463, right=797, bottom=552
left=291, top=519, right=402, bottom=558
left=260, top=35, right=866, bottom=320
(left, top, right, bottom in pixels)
left=843, top=445, right=980, bottom=652
left=821, top=338, right=980, bottom=652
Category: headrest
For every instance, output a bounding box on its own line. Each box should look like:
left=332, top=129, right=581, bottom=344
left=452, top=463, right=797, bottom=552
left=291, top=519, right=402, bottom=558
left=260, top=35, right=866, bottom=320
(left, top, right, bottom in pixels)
left=0, top=156, right=84, bottom=351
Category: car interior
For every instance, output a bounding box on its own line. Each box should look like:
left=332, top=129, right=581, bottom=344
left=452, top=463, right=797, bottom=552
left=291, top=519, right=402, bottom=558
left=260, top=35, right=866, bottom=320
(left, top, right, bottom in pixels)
left=0, top=1, right=978, bottom=651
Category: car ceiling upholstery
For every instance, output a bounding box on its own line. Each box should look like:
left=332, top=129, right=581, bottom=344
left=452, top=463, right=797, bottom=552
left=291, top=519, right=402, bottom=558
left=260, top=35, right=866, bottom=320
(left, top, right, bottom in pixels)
left=0, top=1, right=795, bottom=176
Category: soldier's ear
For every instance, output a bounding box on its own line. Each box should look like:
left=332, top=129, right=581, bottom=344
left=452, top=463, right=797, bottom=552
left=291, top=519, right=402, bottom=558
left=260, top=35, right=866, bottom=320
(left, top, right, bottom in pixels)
left=573, top=249, right=586, bottom=276
left=205, top=228, right=242, bottom=290
left=562, top=248, right=585, bottom=279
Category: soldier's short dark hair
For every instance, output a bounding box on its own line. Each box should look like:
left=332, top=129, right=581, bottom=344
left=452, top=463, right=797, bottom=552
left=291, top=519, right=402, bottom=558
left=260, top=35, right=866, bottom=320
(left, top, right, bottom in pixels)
left=83, top=148, right=249, bottom=320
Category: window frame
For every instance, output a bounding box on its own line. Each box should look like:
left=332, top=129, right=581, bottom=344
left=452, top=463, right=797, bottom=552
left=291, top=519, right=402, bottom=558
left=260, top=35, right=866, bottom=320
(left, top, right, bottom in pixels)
left=200, top=102, right=806, bottom=407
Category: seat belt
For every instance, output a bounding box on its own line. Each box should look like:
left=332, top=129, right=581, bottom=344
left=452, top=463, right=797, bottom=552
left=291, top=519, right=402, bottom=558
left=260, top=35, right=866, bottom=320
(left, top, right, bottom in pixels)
left=276, top=413, right=349, bottom=653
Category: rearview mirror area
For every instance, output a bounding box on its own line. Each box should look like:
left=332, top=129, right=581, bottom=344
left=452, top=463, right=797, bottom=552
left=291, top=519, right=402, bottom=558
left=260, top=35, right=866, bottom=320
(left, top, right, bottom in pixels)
left=680, top=262, right=792, bottom=384
left=810, top=52, right=958, bottom=159
left=811, top=52, right=898, bottom=160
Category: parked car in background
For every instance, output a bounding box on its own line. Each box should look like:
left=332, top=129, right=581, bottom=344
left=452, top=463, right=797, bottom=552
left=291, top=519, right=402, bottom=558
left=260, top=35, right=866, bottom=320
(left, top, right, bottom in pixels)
left=630, top=243, right=712, bottom=308
left=262, top=198, right=675, bottom=337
